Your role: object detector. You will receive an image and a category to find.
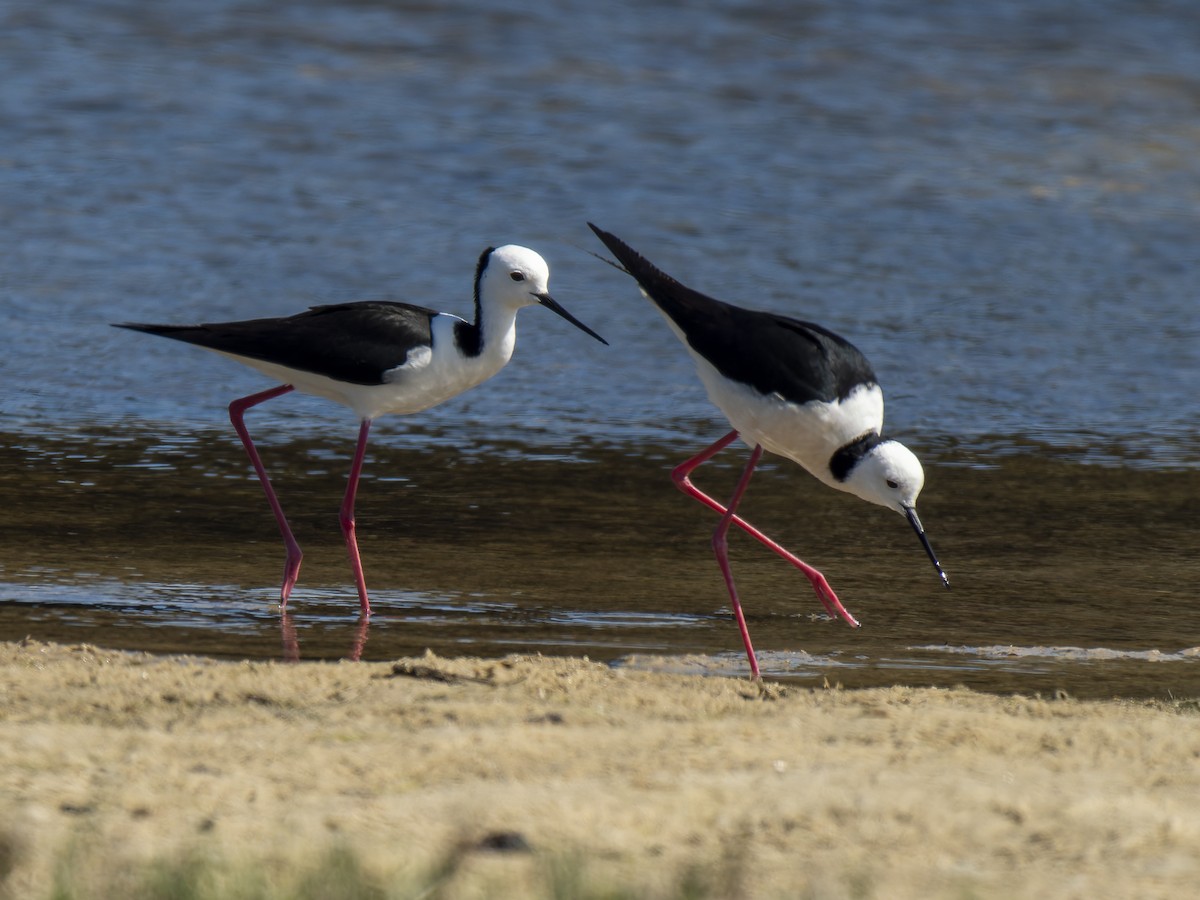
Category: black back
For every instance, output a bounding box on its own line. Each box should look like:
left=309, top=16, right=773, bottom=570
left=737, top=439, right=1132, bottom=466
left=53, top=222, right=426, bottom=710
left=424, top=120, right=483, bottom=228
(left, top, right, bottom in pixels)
left=589, top=224, right=876, bottom=405
left=114, top=301, right=439, bottom=386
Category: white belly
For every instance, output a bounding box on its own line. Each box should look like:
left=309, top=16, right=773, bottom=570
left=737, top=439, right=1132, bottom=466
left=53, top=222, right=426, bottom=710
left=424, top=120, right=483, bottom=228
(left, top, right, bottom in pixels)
left=688, top=349, right=885, bottom=487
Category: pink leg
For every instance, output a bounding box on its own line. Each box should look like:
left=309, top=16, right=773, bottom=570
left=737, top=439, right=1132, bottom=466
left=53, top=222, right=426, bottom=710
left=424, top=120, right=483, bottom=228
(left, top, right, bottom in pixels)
left=339, top=418, right=373, bottom=618
left=713, top=445, right=764, bottom=679
left=672, top=430, right=861, bottom=629
left=229, top=384, right=302, bottom=607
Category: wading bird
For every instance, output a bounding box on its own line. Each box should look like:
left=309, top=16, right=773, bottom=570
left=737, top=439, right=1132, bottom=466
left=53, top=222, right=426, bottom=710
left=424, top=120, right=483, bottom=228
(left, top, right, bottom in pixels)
left=589, top=223, right=946, bottom=678
left=116, top=244, right=606, bottom=617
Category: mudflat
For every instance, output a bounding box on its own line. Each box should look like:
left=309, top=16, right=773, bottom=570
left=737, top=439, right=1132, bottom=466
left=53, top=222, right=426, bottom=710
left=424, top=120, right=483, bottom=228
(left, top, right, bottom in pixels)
left=1, top=639, right=1197, bottom=898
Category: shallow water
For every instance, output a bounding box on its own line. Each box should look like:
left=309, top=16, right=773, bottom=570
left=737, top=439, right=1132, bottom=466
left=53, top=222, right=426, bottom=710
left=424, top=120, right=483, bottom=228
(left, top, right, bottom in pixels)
left=2, top=427, right=1197, bottom=699
left=2, top=0, right=1199, bottom=697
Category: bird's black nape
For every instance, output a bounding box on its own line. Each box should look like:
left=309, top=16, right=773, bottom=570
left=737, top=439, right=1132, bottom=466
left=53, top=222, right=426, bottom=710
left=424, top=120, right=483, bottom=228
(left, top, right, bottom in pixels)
left=472, top=246, right=497, bottom=322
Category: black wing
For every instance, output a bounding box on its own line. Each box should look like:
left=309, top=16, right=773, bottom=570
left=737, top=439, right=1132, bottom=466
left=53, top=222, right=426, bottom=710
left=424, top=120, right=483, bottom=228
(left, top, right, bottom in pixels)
left=589, top=224, right=875, bottom=404
left=114, top=301, right=438, bottom=386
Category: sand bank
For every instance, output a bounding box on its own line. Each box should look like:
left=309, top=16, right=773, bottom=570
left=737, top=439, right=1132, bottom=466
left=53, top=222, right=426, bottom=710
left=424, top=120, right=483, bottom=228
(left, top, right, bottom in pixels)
left=1, top=640, right=1197, bottom=898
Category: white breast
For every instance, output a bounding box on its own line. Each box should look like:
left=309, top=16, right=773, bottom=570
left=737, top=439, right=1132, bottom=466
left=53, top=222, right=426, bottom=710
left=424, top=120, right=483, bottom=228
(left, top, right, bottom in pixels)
left=687, top=348, right=885, bottom=486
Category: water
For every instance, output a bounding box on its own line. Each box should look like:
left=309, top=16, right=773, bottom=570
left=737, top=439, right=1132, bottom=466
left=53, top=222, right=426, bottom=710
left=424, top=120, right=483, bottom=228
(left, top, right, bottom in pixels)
left=2, top=0, right=1198, bottom=698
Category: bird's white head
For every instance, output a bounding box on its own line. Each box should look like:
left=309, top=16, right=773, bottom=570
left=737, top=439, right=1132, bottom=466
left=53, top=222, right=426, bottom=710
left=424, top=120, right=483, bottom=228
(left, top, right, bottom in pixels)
left=843, top=440, right=950, bottom=588
left=475, top=245, right=607, bottom=344
left=842, top=439, right=926, bottom=513
left=478, top=245, right=553, bottom=312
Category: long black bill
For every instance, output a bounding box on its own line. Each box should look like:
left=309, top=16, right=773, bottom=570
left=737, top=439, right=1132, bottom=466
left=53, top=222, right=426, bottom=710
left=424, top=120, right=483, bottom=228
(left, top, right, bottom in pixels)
left=905, top=507, right=950, bottom=589
left=535, top=292, right=608, bottom=345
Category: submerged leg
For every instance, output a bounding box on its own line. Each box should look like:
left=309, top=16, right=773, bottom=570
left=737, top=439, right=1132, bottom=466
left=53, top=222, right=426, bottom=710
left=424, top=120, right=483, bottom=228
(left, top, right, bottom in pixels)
left=339, top=418, right=373, bottom=617
left=712, top=444, right=765, bottom=679
left=229, top=384, right=301, bottom=607
left=671, top=430, right=860, bottom=629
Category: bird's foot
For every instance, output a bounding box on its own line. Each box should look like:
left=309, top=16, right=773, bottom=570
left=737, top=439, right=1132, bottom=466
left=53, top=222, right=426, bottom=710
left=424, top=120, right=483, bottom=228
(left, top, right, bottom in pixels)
left=279, top=549, right=303, bottom=607
left=809, top=574, right=860, bottom=628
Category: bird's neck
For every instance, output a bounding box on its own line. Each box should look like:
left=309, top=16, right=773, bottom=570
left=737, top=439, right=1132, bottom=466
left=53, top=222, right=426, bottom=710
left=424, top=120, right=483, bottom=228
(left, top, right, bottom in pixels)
left=828, top=431, right=882, bottom=483
left=455, top=303, right=519, bottom=365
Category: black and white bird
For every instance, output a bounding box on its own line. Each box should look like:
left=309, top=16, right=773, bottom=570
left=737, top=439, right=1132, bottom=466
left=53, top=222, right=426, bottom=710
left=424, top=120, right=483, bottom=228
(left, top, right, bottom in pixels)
left=589, top=223, right=947, bottom=679
left=115, top=244, right=607, bottom=617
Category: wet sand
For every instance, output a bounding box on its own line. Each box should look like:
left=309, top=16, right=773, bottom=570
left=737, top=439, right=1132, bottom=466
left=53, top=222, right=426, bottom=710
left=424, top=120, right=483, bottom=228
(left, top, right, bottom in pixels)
left=1, top=639, right=1197, bottom=898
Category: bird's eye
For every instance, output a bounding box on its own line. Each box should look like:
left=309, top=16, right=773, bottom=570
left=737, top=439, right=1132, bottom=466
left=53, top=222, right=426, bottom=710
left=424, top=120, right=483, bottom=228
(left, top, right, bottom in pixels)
left=509, top=271, right=526, bottom=282
left=886, top=479, right=899, bottom=489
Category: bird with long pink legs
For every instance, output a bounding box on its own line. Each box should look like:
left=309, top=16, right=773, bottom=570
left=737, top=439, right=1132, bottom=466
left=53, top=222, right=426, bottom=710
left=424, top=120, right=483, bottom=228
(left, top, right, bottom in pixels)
left=116, top=245, right=606, bottom=617
left=589, top=224, right=947, bottom=679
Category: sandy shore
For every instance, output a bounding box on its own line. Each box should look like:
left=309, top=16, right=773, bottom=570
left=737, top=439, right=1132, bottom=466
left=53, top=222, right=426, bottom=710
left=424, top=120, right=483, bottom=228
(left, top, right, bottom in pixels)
left=1, top=639, right=1197, bottom=898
